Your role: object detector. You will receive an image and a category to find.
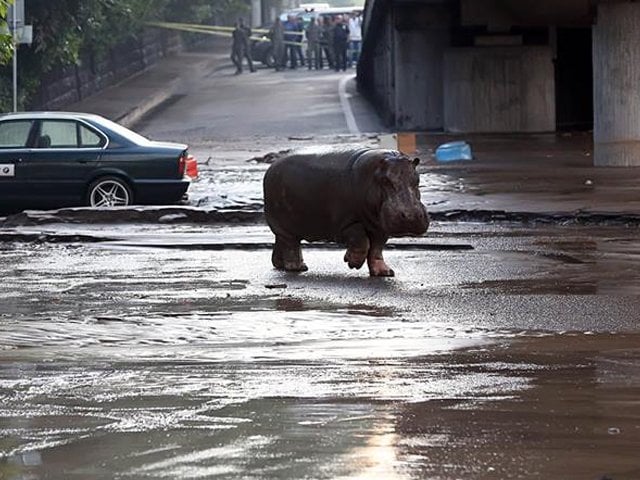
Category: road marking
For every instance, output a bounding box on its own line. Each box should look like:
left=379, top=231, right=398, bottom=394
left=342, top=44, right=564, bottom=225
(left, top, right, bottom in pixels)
left=339, top=74, right=360, bottom=135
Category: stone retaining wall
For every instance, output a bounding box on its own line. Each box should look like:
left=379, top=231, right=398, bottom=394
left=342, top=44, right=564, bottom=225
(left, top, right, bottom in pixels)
left=31, top=29, right=182, bottom=110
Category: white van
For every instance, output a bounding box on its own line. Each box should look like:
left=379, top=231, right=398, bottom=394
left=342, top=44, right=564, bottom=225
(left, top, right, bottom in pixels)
left=279, top=5, right=363, bottom=25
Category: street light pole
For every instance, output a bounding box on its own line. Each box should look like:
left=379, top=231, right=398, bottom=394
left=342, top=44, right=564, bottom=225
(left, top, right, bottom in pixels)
left=2, top=0, right=19, bottom=111
left=12, top=0, right=17, bottom=112
left=251, top=0, right=261, bottom=28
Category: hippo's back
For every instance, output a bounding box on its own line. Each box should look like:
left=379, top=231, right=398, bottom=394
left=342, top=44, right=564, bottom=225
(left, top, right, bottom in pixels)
left=264, top=149, right=368, bottom=241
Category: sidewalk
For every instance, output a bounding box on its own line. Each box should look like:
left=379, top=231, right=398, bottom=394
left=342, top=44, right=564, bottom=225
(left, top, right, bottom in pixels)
left=409, top=131, right=640, bottom=221
left=65, top=46, right=230, bottom=128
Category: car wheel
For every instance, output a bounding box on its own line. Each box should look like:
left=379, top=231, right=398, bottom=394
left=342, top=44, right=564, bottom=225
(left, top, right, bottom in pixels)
left=264, top=49, right=275, bottom=68
left=87, top=176, right=133, bottom=207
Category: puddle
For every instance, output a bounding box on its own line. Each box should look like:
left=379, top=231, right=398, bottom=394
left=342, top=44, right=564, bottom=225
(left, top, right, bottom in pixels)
left=2, top=227, right=640, bottom=478
left=2, top=333, right=640, bottom=479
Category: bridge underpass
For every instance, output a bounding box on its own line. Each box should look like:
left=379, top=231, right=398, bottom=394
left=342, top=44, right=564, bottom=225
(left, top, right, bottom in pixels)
left=358, top=0, right=640, bottom=166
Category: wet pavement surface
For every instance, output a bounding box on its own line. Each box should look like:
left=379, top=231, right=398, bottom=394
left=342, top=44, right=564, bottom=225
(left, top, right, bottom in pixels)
left=3, top=62, right=640, bottom=479
left=3, top=220, right=640, bottom=479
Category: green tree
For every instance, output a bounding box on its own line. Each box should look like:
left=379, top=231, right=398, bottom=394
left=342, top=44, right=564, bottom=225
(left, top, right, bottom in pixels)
left=163, top=0, right=250, bottom=24
left=0, top=0, right=251, bottom=110
left=26, top=0, right=158, bottom=70
left=0, top=1, right=14, bottom=112
left=0, top=0, right=13, bottom=65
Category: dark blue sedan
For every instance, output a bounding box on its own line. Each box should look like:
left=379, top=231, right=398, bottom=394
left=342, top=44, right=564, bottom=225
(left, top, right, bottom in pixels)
left=0, top=112, right=193, bottom=212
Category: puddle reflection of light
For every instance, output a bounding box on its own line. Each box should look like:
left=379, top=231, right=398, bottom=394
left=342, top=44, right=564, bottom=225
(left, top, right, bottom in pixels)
left=340, top=423, right=404, bottom=480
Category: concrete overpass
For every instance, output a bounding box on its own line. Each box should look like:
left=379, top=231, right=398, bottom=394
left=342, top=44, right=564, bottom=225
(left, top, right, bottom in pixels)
left=357, top=0, right=640, bottom=166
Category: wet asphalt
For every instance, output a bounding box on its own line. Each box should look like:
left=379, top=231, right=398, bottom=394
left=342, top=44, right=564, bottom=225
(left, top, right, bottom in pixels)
left=2, top=64, right=640, bottom=479
left=3, top=219, right=640, bottom=479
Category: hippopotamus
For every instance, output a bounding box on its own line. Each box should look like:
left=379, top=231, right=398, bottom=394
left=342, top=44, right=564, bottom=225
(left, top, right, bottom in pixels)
left=263, top=148, right=429, bottom=277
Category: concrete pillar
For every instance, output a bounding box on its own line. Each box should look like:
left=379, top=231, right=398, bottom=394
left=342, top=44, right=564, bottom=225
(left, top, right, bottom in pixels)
left=443, top=46, right=555, bottom=133
left=251, top=0, right=262, bottom=28
left=593, top=2, right=640, bottom=166
left=392, top=5, right=450, bottom=131
left=366, top=11, right=396, bottom=126
left=394, top=28, right=449, bottom=131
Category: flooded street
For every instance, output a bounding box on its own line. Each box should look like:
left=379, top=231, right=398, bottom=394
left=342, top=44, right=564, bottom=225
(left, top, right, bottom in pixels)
left=3, top=219, right=640, bottom=479
left=2, top=58, right=640, bottom=479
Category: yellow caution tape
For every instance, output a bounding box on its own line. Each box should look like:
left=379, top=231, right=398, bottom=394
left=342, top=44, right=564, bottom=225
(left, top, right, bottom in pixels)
left=147, top=21, right=305, bottom=46
left=148, top=21, right=271, bottom=35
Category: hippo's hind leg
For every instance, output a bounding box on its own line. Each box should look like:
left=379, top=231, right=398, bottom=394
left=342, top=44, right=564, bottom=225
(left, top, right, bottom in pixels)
left=273, top=235, right=308, bottom=272
left=367, top=236, right=394, bottom=277
left=271, top=238, right=286, bottom=270
left=342, top=223, right=370, bottom=270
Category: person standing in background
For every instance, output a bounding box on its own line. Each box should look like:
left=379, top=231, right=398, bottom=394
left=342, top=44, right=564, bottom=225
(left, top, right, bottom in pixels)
left=348, top=11, right=362, bottom=67
left=240, top=19, right=256, bottom=72
left=305, top=17, right=321, bottom=70
left=269, top=17, right=286, bottom=71
left=332, top=15, right=349, bottom=72
left=320, top=15, right=334, bottom=70
left=294, top=16, right=306, bottom=68
left=231, top=18, right=255, bottom=74
left=283, top=15, right=299, bottom=69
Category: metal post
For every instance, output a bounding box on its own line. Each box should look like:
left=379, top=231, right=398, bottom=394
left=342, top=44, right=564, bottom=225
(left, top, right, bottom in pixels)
left=12, top=1, right=17, bottom=112
left=251, top=0, right=261, bottom=28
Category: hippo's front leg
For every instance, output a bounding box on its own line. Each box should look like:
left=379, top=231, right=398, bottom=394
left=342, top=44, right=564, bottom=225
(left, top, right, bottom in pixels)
left=341, top=223, right=370, bottom=270
left=367, top=236, right=394, bottom=277
left=273, top=235, right=308, bottom=272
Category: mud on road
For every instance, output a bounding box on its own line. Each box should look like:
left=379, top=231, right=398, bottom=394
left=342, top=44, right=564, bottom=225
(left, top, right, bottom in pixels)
left=2, top=219, right=640, bottom=479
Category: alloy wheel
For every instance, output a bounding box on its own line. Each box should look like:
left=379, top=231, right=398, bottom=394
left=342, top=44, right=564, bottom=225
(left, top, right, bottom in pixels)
left=89, top=178, right=131, bottom=207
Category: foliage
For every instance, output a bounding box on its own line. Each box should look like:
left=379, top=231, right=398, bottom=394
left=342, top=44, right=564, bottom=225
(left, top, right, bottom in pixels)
left=26, top=0, right=157, bottom=70
left=163, top=0, right=250, bottom=24
left=0, top=0, right=250, bottom=110
left=0, top=0, right=13, bottom=65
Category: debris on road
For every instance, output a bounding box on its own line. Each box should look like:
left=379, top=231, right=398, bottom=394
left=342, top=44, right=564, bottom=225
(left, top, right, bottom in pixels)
left=0, top=207, right=263, bottom=227
left=249, top=149, right=291, bottom=164
left=159, top=213, right=189, bottom=223
left=288, top=135, right=314, bottom=141
left=435, top=141, right=473, bottom=162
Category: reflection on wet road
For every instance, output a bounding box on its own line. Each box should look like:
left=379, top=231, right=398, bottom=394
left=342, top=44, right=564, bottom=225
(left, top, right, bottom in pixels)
left=2, top=223, right=640, bottom=478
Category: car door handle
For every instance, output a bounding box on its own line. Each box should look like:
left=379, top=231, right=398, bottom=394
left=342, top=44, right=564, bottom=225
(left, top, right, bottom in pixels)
left=76, top=159, right=90, bottom=164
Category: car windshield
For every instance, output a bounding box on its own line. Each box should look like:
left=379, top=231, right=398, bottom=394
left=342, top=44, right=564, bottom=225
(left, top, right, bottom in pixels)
left=89, top=116, right=152, bottom=146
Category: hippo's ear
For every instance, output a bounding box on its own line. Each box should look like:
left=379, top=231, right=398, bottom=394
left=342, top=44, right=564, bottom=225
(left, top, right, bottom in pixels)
left=413, top=157, right=420, bottom=167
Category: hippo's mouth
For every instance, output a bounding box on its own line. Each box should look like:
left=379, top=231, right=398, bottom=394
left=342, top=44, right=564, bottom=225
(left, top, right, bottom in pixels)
left=387, top=218, right=429, bottom=237
left=385, top=214, right=430, bottom=238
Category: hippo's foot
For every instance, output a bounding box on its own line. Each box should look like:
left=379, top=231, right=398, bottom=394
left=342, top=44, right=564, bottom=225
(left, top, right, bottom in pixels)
left=273, top=236, right=307, bottom=272
left=283, top=261, right=308, bottom=272
left=368, top=258, right=395, bottom=277
left=344, top=248, right=367, bottom=269
left=272, top=250, right=285, bottom=270
left=272, top=255, right=308, bottom=272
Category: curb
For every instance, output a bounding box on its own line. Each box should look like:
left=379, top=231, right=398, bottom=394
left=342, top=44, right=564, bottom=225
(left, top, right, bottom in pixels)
left=428, top=209, right=640, bottom=225
left=114, top=59, right=234, bottom=129
left=6, top=207, right=640, bottom=228
left=115, top=77, right=180, bottom=129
